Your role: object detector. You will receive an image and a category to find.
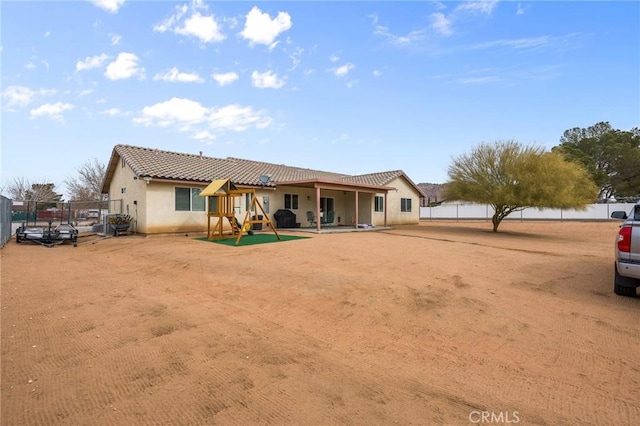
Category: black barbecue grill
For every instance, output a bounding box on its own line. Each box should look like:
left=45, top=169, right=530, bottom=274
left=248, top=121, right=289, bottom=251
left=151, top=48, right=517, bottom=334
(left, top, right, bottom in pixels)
left=273, top=209, right=300, bottom=228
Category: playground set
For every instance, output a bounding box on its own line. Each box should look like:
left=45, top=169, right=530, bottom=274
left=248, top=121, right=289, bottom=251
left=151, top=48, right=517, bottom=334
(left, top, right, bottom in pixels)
left=200, top=179, right=280, bottom=246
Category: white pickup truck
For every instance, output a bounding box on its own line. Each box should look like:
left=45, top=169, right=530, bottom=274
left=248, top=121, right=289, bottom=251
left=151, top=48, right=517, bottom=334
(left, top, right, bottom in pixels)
left=611, top=202, right=640, bottom=297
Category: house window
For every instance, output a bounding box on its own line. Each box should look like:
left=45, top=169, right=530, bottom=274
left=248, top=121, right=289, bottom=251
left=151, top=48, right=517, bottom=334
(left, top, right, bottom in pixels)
left=175, top=187, right=205, bottom=212
left=121, top=158, right=125, bottom=168
left=374, top=196, right=384, bottom=212
left=191, top=188, right=205, bottom=211
left=121, top=187, right=127, bottom=194
left=284, top=193, right=298, bottom=209
left=401, top=198, right=412, bottom=212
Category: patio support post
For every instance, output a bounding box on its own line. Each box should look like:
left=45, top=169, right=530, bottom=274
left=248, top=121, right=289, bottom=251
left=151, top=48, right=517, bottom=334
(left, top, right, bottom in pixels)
left=355, top=191, right=359, bottom=229
left=316, top=186, right=321, bottom=233
left=384, top=193, right=388, bottom=227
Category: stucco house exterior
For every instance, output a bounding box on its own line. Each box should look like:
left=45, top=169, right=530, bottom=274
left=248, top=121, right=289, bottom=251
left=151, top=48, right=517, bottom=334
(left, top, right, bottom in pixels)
left=100, top=144, right=425, bottom=234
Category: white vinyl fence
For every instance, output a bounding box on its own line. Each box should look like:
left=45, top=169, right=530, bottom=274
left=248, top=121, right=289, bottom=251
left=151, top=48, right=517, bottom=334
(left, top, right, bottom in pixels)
left=420, top=203, right=637, bottom=221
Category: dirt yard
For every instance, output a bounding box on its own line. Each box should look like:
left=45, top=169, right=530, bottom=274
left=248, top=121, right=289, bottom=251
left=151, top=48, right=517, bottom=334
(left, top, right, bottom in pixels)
left=1, top=221, right=639, bottom=425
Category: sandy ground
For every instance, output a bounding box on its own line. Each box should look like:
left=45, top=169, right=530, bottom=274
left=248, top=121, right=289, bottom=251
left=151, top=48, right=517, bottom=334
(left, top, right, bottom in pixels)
left=1, top=221, right=639, bottom=425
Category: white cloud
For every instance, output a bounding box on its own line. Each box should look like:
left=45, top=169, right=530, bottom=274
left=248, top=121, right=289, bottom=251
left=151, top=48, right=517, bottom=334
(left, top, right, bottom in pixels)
left=29, top=102, right=74, bottom=120
left=25, top=62, right=36, bottom=70
left=209, top=104, right=272, bottom=131
left=251, top=70, right=285, bottom=89
left=211, top=72, right=239, bottom=86
left=76, top=53, right=109, bottom=71
left=44, top=31, right=51, bottom=38
left=240, top=6, right=292, bottom=48
left=288, top=46, right=304, bottom=71
left=374, top=0, right=498, bottom=41
left=177, top=12, right=224, bottom=43
left=438, top=63, right=563, bottom=86
left=101, top=107, right=122, bottom=116
left=2, top=86, right=58, bottom=110
left=110, top=34, right=122, bottom=45
left=2, top=86, right=36, bottom=108
left=90, top=0, right=125, bottom=14
left=427, top=0, right=499, bottom=37
left=457, top=76, right=502, bottom=85
left=192, top=131, right=216, bottom=141
left=154, top=1, right=224, bottom=44
left=134, top=98, right=273, bottom=134
left=153, top=3, right=188, bottom=33
left=516, top=3, right=530, bottom=16
left=455, top=0, right=499, bottom=15
left=472, top=36, right=551, bottom=50
left=329, top=54, right=340, bottom=62
left=153, top=67, right=204, bottom=83
left=333, top=63, right=354, bottom=78
left=79, top=89, right=94, bottom=97
left=331, top=133, right=351, bottom=145
left=105, top=52, right=144, bottom=80
left=373, top=69, right=382, bottom=77
left=430, top=13, right=453, bottom=37
left=135, top=98, right=208, bottom=127
left=374, top=24, right=426, bottom=45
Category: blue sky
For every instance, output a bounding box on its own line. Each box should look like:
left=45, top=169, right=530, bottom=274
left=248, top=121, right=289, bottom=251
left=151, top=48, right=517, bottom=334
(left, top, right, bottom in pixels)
left=1, top=0, right=639, bottom=198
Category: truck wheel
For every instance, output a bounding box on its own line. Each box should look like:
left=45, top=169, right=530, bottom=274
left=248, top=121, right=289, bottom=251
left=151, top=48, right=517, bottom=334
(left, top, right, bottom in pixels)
left=614, top=264, right=637, bottom=297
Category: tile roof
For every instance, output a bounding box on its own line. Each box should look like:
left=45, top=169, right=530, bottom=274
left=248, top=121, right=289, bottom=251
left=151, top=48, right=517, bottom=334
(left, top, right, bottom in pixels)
left=346, top=171, right=425, bottom=196
left=102, top=144, right=424, bottom=196
left=113, top=145, right=226, bottom=183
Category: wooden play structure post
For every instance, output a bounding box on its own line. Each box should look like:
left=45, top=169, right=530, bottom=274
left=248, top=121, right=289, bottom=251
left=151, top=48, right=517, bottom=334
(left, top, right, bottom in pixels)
left=200, top=179, right=280, bottom=246
left=236, top=193, right=280, bottom=246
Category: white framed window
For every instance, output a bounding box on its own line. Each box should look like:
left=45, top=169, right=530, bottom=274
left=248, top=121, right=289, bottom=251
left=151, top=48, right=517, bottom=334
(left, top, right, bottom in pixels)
left=284, top=193, right=298, bottom=209
left=121, top=187, right=127, bottom=194
left=401, top=198, right=412, bottom=212
left=374, top=196, right=384, bottom=212
left=175, top=187, right=205, bottom=212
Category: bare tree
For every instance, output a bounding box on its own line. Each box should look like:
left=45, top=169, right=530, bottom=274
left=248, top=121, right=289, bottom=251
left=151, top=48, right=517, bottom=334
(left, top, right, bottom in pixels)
left=3, top=177, right=62, bottom=202
left=65, top=158, right=107, bottom=201
left=3, top=177, right=31, bottom=200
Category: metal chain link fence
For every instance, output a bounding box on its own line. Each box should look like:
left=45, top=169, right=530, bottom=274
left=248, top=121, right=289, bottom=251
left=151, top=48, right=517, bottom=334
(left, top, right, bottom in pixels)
left=1, top=199, right=123, bottom=248
left=1, top=196, right=12, bottom=248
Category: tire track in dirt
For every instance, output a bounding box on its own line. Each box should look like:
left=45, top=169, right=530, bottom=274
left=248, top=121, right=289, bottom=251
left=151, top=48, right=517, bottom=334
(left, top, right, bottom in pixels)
left=142, top=282, right=498, bottom=424
left=104, top=272, right=484, bottom=424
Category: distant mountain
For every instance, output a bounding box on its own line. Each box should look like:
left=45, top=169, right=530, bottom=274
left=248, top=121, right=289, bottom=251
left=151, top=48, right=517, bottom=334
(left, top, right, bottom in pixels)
left=417, top=183, right=444, bottom=205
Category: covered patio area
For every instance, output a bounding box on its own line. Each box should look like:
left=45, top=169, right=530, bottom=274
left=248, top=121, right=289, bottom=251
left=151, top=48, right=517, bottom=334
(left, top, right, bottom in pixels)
left=272, top=177, right=396, bottom=233
left=291, top=225, right=392, bottom=234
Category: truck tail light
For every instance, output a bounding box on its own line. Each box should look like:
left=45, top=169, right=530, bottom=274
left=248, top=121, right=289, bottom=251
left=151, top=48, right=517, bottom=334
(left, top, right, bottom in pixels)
left=618, top=226, right=632, bottom=253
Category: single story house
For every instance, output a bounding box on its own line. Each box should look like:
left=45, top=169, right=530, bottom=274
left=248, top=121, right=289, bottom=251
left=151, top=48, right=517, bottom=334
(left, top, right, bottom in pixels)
left=100, top=144, right=425, bottom=234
